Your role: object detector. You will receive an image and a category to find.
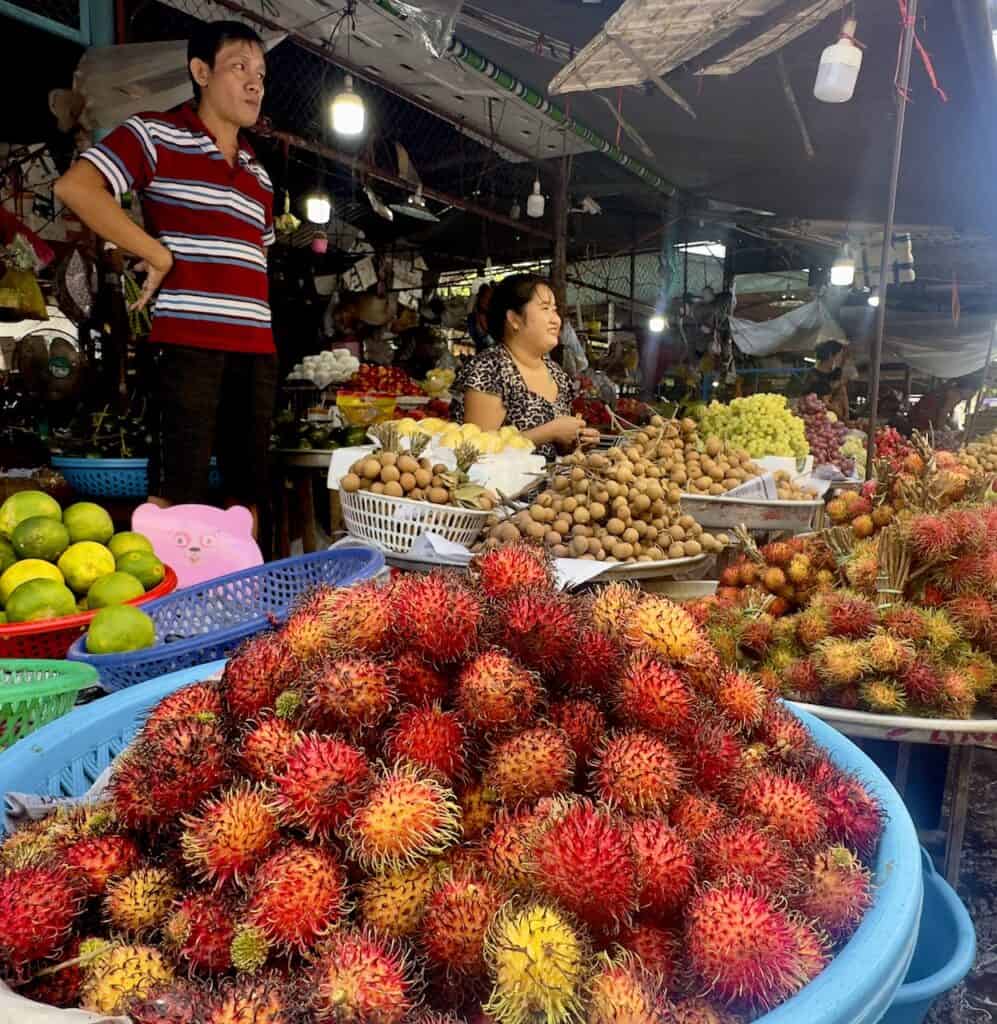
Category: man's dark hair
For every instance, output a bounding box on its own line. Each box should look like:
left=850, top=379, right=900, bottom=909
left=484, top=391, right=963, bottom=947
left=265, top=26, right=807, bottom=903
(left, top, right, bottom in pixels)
left=815, top=339, right=845, bottom=363
left=188, top=20, right=265, bottom=103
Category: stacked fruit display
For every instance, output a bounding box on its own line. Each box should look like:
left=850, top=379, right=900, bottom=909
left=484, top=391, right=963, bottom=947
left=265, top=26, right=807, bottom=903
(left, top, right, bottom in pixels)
left=474, top=418, right=731, bottom=563
left=825, top=486, right=896, bottom=540
left=707, top=503, right=997, bottom=718
left=698, top=395, right=809, bottom=460
left=771, top=471, right=819, bottom=502
left=348, top=364, right=424, bottom=396
left=338, top=426, right=497, bottom=510
left=0, top=549, right=883, bottom=1022
left=394, top=419, right=535, bottom=455
left=795, top=394, right=853, bottom=475
left=958, top=429, right=997, bottom=476
left=572, top=395, right=613, bottom=430
left=0, top=491, right=165, bottom=629
left=873, top=428, right=914, bottom=474
left=717, top=535, right=836, bottom=616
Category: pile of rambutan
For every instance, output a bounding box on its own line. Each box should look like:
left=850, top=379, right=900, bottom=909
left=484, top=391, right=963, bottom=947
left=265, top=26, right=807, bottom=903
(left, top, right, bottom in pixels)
left=0, top=544, right=883, bottom=1023
left=700, top=504, right=997, bottom=719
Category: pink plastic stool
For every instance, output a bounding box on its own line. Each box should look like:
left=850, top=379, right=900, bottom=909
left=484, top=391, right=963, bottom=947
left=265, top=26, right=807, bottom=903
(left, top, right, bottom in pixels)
left=132, top=503, right=263, bottom=589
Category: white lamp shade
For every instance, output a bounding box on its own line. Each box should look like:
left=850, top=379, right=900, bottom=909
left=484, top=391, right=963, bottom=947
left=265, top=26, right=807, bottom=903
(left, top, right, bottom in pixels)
left=526, top=179, right=545, bottom=218
left=305, top=195, right=332, bottom=225
left=332, top=76, right=365, bottom=136
left=830, top=257, right=855, bottom=287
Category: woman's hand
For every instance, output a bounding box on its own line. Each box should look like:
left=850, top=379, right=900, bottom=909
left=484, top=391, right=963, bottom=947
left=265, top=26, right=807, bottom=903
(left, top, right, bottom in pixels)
left=540, top=415, right=589, bottom=447
left=579, top=427, right=601, bottom=448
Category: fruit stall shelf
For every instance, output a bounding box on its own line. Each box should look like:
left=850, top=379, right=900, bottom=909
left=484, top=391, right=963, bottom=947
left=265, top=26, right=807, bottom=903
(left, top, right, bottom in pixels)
left=0, top=660, right=925, bottom=1023
left=789, top=700, right=997, bottom=889
left=0, top=565, right=178, bottom=659
left=679, top=492, right=825, bottom=533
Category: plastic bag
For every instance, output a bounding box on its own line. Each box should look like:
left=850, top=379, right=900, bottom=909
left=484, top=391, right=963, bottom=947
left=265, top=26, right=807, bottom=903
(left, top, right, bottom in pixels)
left=393, top=0, right=463, bottom=57
left=560, top=321, right=589, bottom=377
left=589, top=369, right=619, bottom=407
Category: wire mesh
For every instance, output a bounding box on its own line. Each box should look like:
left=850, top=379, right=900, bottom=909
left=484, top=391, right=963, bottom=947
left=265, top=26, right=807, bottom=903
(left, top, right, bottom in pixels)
left=8, top=0, right=82, bottom=30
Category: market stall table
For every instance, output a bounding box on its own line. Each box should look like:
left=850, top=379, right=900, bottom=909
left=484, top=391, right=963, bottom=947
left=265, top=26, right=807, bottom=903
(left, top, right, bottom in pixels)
left=275, top=449, right=342, bottom=557
left=787, top=701, right=997, bottom=888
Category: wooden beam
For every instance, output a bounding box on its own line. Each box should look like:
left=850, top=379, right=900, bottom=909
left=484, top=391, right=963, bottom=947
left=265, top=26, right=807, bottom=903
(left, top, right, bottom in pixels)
left=257, top=126, right=554, bottom=241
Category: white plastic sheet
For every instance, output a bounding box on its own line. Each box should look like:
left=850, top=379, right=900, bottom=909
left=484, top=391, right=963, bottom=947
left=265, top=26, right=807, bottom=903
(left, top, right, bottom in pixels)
left=729, top=298, right=846, bottom=358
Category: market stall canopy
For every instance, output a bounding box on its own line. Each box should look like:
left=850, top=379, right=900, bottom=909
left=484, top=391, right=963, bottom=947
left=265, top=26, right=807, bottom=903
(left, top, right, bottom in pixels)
left=729, top=297, right=846, bottom=359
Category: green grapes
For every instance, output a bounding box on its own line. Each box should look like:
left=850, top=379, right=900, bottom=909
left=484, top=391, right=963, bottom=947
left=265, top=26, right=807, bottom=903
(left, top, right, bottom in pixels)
left=699, top=395, right=810, bottom=459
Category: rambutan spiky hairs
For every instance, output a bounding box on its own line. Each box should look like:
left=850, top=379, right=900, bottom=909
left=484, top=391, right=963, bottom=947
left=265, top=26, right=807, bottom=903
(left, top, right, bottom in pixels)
left=298, top=580, right=395, bottom=658
left=358, top=860, right=444, bottom=939
left=470, top=543, right=554, bottom=601
left=589, top=581, right=644, bottom=643
left=104, top=866, right=179, bottom=936
left=736, top=770, right=827, bottom=850
left=818, top=773, right=884, bottom=858
left=698, top=821, right=798, bottom=892
left=496, top=590, right=580, bottom=676
left=628, top=818, right=697, bottom=921
left=140, top=680, right=224, bottom=741
left=613, top=654, right=696, bottom=736
left=238, top=716, right=303, bottom=781
left=309, top=928, right=423, bottom=1024
left=613, top=920, right=680, bottom=985
left=305, top=655, right=396, bottom=735
left=483, top=901, right=592, bottom=1024
left=62, top=834, right=141, bottom=896
left=180, top=782, right=279, bottom=887
left=685, top=878, right=829, bottom=1010
left=384, top=704, right=469, bottom=785
left=78, top=943, right=175, bottom=1015
left=455, top=650, right=544, bottom=735
left=391, top=571, right=485, bottom=664
left=793, top=845, right=873, bottom=942
left=344, top=763, right=461, bottom=872
left=0, top=863, right=84, bottom=969
left=202, top=973, right=301, bottom=1024
left=478, top=805, right=552, bottom=894
left=242, top=843, right=349, bottom=954
left=484, top=727, right=576, bottom=804
left=591, top=731, right=685, bottom=814
left=162, top=892, right=237, bottom=973
left=586, top=950, right=662, bottom=1024
left=527, top=796, right=639, bottom=934
left=625, top=596, right=704, bottom=666
left=421, top=869, right=505, bottom=977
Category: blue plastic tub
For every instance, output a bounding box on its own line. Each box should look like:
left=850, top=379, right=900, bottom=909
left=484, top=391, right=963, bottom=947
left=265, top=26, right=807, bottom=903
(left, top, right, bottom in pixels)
left=51, top=456, right=221, bottom=498
left=65, top=548, right=384, bottom=692
left=879, top=849, right=976, bottom=1024
left=0, top=686, right=923, bottom=1024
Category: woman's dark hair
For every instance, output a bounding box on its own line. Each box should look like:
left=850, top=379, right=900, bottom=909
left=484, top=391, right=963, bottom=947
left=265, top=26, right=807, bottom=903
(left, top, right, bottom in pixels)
left=487, top=273, right=551, bottom=343
left=188, top=20, right=265, bottom=103
left=815, top=340, right=845, bottom=363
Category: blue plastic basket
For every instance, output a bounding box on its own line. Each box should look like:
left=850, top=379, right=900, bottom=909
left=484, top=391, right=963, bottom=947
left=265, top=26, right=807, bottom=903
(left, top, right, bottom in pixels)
left=51, top=457, right=222, bottom=498
left=64, top=547, right=384, bottom=692
left=879, top=849, right=976, bottom=1024
left=0, top=687, right=922, bottom=1024
left=50, top=457, right=148, bottom=499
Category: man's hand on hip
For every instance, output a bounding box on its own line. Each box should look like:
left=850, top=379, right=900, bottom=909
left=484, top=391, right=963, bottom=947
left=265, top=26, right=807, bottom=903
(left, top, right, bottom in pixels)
left=131, top=245, right=174, bottom=312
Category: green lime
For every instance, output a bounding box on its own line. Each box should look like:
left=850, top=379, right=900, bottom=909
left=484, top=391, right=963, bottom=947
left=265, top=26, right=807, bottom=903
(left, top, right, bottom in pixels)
left=57, top=542, right=117, bottom=595
left=63, top=502, right=114, bottom=545
left=0, top=559, right=64, bottom=606
left=107, top=532, right=155, bottom=560
left=87, top=571, right=146, bottom=609
left=0, top=539, right=15, bottom=576
left=5, top=578, right=78, bottom=623
left=116, top=551, right=165, bottom=591
left=11, top=516, right=70, bottom=562
left=0, top=491, right=62, bottom=540
left=86, top=605, right=156, bottom=654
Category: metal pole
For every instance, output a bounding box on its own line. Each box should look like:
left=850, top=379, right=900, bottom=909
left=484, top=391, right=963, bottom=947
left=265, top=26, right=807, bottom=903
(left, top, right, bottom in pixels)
left=865, top=0, right=920, bottom=481
left=551, top=156, right=570, bottom=315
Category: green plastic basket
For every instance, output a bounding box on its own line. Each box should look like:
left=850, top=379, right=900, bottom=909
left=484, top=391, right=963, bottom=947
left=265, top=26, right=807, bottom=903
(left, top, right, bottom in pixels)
left=0, top=660, right=98, bottom=751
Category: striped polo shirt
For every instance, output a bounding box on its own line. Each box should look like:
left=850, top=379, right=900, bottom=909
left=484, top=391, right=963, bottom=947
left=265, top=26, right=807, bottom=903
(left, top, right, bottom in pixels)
left=81, top=104, right=275, bottom=354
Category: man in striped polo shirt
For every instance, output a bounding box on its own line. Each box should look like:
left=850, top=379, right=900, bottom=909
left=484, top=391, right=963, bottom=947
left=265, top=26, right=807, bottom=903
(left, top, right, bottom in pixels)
left=55, top=21, right=275, bottom=533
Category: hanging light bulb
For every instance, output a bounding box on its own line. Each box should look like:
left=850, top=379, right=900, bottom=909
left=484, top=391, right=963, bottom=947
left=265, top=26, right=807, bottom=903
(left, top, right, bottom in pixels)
left=331, top=75, right=365, bottom=136
left=304, top=191, right=332, bottom=225
left=830, top=246, right=855, bottom=287
left=867, top=288, right=880, bottom=308
left=648, top=314, right=667, bottom=333
left=526, top=177, right=545, bottom=218
left=510, top=199, right=521, bottom=220
left=814, top=18, right=863, bottom=103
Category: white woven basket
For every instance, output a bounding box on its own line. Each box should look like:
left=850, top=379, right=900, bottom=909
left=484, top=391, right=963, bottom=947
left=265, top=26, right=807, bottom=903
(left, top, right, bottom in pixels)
left=340, top=489, right=492, bottom=553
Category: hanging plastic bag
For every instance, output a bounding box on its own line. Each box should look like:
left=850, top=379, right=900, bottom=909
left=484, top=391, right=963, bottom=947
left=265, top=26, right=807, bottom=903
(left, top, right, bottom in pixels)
left=392, top=0, right=463, bottom=58
left=560, top=321, right=589, bottom=378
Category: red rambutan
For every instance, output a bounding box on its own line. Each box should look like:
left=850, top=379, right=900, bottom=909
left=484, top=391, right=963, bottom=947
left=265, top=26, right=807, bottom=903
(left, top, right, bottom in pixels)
left=880, top=603, right=927, bottom=643
left=221, top=632, right=300, bottom=720
left=714, top=670, right=768, bottom=732
left=781, top=659, right=823, bottom=703
left=163, top=892, right=236, bottom=972
left=181, top=783, right=279, bottom=887
left=305, top=580, right=394, bottom=657
left=946, top=595, right=995, bottom=644
left=685, top=879, right=816, bottom=1009
left=795, top=846, right=873, bottom=942
left=822, top=591, right=877, bottom=640
left=614, top=921, right=679, bottom=984
left=385, top=705, right=468, bottom=784
left=738, top=616, right=774, bottom=659
left=345, top=764, right=461, bottom=870
left=307, top=656, right=395, bottom=734
left=669, top=997, right=740, bottom=1024
left=243, top=843, right=348, bottom=952
left=561, top=627, right=624, bottom=696
left=479, top=805, right=550, bottom=892
left=670, top=792, right=728, bottom=839
left=614, top=655, right=695, bottom=736
left=13, top=936, right=83, bottom=1008
left=497, top=591, right=579, bottom=675
left=628, top=818, right=696, bottom=920
left=485, top=727, right=576, bottom=804
left=0, top=864, right=81, bottom=967
left=63, top=834, right=141, bottom=896
left=422, top=871, right=504, bottom=976
left=531, top=798, right=639, bottom=932
left=549, top=699, right=607, bottom=765
left=392, top=650, right=451, bottom=705
left=759, top=708, right=814, bottom=765
left=761, top=541, right=795, bottom=568
left=900, top=660, right=945, bottom=705
left=202, top=974, right=298, bottom=1024
left=393, top=572, right=484, bottom=664
left=907, top=514, right=960, bottom=562
left=455, top=650, right=543, bottom=734
left=310, top=929, right=418, bottom=1024
left=684, top=720, right=745, bottom=794
left=239, top=717, right=303, bottom=781
left=938, top=669, right=976, bottom=719
left=592, top=731, right=684, bottom=814
left=471, top=543, right=553, bottom=600
left=683, top=645, right=725, bottom=696
left=271, top=733, right=371, bottom=840
left=790, top=917, right=831, bottom=985
left=141, top=681, right=224, bottom=740
left=625, top=597, right=704, bottom=666
left=587, top=952, right=661, bottom=1024
left=738, top=771, right=826, bottom=849
left=818, top=775, right=883, bottom=858
left=699, top=821, right=797, bottom=892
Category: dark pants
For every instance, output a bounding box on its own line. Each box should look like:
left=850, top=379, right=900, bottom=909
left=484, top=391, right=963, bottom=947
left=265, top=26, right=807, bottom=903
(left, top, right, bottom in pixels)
left=150, top=345, right=277, bottom=507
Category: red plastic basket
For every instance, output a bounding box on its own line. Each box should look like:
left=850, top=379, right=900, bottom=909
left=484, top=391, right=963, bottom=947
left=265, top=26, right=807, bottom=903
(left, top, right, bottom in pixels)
left=0, top=565, right=178, bottom=659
